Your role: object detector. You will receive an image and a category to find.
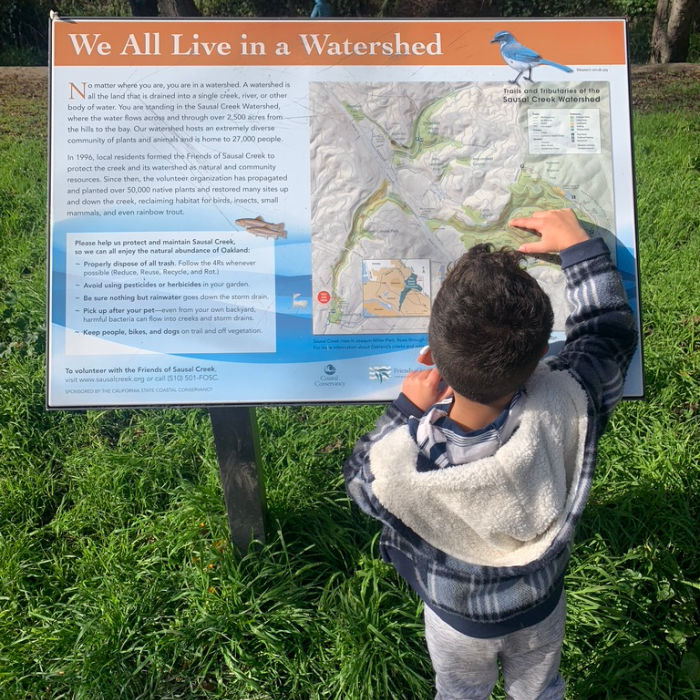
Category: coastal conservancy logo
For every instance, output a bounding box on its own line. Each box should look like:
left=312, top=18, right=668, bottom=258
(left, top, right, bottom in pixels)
left=315, top=363, right=344, bottom=387
left=369, top=365, right=392, bottom=383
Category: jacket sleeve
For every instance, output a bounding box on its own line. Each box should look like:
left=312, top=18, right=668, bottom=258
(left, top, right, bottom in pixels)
left=548, top=237, right=638, bottom=435
left=343, top=394, right=421, bottom=520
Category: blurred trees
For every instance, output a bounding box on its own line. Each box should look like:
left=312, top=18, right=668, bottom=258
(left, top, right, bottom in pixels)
left=650, top=0, right=696, bottom=62
left=1, top=0, right=697, bottom=64
left=128, top=0, right=200, bottom=15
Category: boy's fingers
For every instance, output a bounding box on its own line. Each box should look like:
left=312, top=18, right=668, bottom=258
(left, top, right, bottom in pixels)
left=509, top=213, right=545, bottom=231
left=518, top=240, right=547, bottom=253
left=511, top=209, right=587, bottom=254
left=508, top=219, right=535, bottom=232
left=425, top=367, right=441, bottom=384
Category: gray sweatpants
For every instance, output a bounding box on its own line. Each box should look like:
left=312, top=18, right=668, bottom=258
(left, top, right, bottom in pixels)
left=423, top=593, right=566, bottom=700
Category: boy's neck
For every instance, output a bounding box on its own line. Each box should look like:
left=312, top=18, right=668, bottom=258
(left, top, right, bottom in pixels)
left=448, top=391, right=515, bottom=433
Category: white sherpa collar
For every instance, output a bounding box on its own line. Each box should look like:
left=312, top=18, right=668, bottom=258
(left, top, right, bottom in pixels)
left=369, top=366, right=589, bottom=567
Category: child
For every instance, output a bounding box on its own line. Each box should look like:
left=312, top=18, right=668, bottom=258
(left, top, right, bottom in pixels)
left=343, top=209, right=637, bottom=699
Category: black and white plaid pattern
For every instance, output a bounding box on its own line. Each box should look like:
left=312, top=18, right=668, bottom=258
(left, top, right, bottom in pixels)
left=408, top=391, right=524, bottom=470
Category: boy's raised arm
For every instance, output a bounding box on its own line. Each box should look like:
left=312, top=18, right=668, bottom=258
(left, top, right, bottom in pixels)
left=510, top=209, right=637, bottom=432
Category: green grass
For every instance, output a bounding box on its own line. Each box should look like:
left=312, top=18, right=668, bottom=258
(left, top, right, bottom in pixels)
left=0, top=79, right=698, bottom=698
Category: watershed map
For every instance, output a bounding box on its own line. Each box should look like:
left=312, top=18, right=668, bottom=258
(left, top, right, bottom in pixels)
left=310, top=81, right=615, bottom=334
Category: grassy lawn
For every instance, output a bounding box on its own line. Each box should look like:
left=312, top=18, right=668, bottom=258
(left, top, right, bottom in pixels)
left=0, top=70, right=698, bottom=698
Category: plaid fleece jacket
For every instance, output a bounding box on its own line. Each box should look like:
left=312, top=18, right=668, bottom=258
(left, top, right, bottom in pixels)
left=343, top=237, right=637, bottom=637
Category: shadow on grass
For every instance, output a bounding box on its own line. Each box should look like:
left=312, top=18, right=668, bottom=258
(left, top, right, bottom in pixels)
left=580, top=483, right=697, bottom=564
left=566, top=481, right=698, bottom=698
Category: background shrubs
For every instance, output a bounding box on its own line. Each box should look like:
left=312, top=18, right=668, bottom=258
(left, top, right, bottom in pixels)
left=1, top=0, right=697, bottom=65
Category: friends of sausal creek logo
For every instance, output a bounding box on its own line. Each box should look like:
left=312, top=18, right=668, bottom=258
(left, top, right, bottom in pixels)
left=66, top=32, right=444, bottom=59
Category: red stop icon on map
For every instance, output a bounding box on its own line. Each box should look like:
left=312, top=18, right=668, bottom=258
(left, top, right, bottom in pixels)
left=317, top=291, right=331, bottom=304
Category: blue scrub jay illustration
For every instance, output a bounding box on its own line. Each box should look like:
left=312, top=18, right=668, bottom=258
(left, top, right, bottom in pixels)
left=491, top=31, right=573, bottom=85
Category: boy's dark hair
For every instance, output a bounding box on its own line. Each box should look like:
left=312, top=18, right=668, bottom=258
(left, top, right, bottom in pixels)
left=428, top=244, right=553, bottom=404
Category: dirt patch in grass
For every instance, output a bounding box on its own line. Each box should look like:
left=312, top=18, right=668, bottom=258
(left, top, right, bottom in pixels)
left=1, top=63, right=699, bottom=113
left=0, top=67, right=50, bottom=138
left=0, top=67, right=48, bottom=101
left=0, top=63, right=696, bottom=143
left=630, top=63, right=700, bottom=113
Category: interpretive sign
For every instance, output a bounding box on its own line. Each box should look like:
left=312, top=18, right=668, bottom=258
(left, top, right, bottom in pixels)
left=48, top=17, right=643, bottom=408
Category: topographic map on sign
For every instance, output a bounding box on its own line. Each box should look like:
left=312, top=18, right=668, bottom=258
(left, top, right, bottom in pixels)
left=310, top=81, right=615, bottom=334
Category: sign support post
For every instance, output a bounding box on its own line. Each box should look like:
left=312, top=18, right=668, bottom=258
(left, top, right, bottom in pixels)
left=208, top=407, right=266, bottom=550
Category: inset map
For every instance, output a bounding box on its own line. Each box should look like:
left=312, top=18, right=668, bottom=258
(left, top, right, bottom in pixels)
left=362, top=259, right=430, bottom=318
left=310, top=81, right=615, bottom=335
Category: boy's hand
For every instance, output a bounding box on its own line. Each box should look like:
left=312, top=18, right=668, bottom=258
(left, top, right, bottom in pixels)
left=509, top=209, right=589, bottom=254
left=401, top=367, right=452, bottom=412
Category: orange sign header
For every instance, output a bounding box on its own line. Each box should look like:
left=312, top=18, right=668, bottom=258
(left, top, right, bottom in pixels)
left=52, top=18, right=626, bottom=67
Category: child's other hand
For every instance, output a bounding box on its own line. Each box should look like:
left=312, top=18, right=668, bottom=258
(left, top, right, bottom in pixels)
left=509, top=209, right=589, bottom=254
left=401, top=368, right=452, bottom=412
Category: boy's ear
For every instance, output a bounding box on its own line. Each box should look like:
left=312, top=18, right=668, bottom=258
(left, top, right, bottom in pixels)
left=541, top=343, right=550, bottom=358
left=417, top=346, right=434, bottom=366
